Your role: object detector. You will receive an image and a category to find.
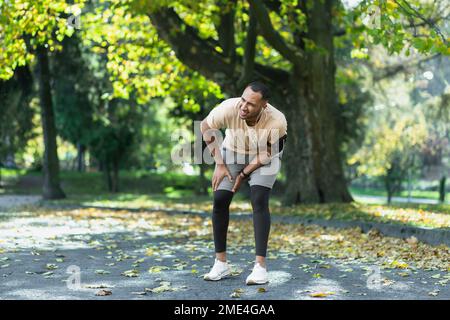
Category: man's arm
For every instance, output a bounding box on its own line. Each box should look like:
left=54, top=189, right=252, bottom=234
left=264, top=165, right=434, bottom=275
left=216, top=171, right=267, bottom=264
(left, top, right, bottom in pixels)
left=200, top=119, right=224, bottom=165
left=240, top=134, right=287, bottom=177
left=200, top=119, right=233, bottom=191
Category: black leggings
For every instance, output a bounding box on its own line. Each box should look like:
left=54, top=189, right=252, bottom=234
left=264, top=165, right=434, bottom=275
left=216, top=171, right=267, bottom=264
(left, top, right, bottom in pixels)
left=212, top=185, right=271, bottom=257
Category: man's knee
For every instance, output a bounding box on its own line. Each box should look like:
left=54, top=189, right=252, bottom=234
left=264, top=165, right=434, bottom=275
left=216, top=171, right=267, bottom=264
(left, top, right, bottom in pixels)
left=250, top=185, right=271, bottom=212
left=213, top=190, right=234, bottom=210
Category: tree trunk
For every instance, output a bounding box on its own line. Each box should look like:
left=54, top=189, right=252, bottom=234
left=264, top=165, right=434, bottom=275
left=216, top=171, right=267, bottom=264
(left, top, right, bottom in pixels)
left=111, top=159, right=119, bottom=193
left=407, top=167, right=412, bottom=203
left=76, top=143, right=85, bottom=172
left=439, top=176, right=446, bottom=203
left=280, top=0, right=353, bottom=204
left=277, top=88, right=319, bottom=203
left=385, top=173, right=393, bottom=204
left=197, top=162, right=209, bottom=195
left=36, top=46, right=66, bottom=200
left=147, top=1, right=354, bottom=204
left=104, top=161, right=112, bottom=192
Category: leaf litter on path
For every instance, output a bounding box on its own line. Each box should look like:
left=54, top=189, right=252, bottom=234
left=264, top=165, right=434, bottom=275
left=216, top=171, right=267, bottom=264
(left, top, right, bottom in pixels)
left=95, top=289, right=112, bottom=296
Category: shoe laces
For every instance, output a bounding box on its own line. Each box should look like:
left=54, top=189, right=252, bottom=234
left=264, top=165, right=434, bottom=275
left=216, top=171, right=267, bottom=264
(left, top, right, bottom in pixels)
left=253, top=263, right=266, bottom=272
left=211, top=259, right=227, bottom=272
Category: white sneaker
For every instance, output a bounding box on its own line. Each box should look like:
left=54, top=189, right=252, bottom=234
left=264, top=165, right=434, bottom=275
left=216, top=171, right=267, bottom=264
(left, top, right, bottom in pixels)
left=246, top=263, right=269, bottom=285
left=204, top=258, right=231, bottom=281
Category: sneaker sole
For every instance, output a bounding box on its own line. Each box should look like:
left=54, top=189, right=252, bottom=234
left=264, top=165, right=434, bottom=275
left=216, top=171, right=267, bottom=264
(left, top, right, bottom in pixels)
left=203, top=270, right=231, bottom=281
left=246, top=279, right=269, bottom=285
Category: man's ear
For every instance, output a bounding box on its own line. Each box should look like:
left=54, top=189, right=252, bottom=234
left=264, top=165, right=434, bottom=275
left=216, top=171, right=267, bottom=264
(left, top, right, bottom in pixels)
left=262, top=101, right=268, bottom=109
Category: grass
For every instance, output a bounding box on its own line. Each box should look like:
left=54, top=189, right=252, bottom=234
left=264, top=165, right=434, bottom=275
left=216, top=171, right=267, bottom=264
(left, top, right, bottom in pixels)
left=350, top=186, right=449, bottom=201
left=0, top=168, right=27, bottom=177
left=0, top=169, right=204, bottom=196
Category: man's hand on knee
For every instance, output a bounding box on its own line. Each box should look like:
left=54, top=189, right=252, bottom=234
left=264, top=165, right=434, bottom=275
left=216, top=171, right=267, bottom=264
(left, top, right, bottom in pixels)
left=212, top=164, right=233, bottom=191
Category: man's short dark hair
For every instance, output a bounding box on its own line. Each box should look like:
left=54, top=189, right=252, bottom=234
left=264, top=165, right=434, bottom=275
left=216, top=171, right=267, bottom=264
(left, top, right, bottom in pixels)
left=246, top=81, right=270, bottom=100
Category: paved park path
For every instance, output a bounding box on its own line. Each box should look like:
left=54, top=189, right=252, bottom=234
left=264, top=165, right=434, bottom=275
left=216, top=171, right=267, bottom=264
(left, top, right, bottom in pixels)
left=0, top=195, right=40, bottom=209
left=0, top=196, right=448, bottom=300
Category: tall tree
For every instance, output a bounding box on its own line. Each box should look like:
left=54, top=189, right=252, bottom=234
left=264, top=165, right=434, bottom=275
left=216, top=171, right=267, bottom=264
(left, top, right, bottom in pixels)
left=0, top=66, right=35, bottom=183
left=52, top=35, right=94, bottom=173
left=138, top=0, right=447, bottom=204
left=35, top=45, right=66, bottom=198
left=0, top=0, right=87, bottom=198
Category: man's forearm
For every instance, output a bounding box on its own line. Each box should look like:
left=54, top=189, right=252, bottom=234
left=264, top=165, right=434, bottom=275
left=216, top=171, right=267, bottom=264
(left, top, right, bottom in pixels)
left=201, top=125, right=225, bottom=165
left=243, top=136, right=285, bottom=174
left=205, top=139, right=226, bottom=165
left=244, top=134, right=287, bottom=174
left=243, top=152, right=270, bottom=174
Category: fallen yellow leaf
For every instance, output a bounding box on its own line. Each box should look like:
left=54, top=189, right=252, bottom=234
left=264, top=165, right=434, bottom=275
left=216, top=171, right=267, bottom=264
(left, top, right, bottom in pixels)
left=309, top=292, right=335, bottom=298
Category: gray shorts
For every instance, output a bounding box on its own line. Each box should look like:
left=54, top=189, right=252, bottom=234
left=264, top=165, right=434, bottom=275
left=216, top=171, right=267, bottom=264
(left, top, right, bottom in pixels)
left=216, top=146, right=283, bottom=191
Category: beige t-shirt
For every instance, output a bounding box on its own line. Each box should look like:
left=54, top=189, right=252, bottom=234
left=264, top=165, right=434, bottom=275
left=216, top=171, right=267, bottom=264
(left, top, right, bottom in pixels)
left=205, top=97, right=287, bottom=155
